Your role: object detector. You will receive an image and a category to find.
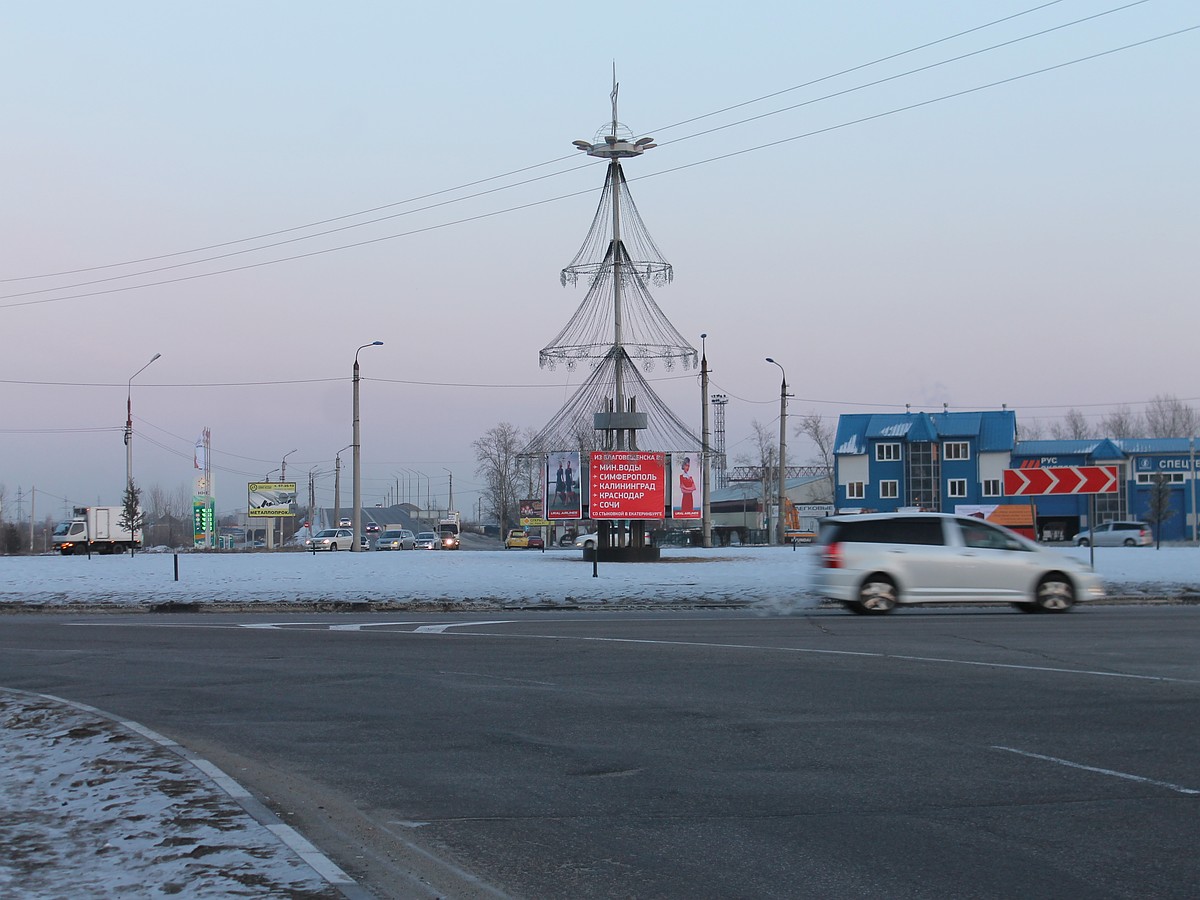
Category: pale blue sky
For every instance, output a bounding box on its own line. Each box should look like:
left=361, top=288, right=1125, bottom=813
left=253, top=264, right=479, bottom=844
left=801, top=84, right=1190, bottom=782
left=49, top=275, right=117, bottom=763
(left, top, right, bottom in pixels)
left=2, top=1, right=1196, bottom=518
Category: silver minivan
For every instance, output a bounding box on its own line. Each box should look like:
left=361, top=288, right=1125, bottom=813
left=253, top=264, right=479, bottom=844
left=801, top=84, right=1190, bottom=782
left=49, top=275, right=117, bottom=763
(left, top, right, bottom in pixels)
left=813, top=513, right=1104, bottom=615
left=1074, top=521, right=1152, bottom=547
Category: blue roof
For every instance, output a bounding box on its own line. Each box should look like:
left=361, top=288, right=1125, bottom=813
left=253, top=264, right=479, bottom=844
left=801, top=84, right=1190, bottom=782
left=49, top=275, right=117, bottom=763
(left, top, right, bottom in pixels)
left=834, top=410, right=1015, bottom=455
left=1115, top=438, right=1195, bottom=454
left=1012, top=438, right=1188, bottom=460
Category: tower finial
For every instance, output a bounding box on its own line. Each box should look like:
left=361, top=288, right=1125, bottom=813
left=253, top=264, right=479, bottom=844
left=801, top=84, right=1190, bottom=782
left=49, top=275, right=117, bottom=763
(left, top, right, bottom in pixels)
left=610, top=63, right=618, bottom=137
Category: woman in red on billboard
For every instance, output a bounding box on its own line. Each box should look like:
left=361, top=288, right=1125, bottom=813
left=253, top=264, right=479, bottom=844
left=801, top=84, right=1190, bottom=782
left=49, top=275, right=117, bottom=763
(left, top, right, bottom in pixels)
left=678, top=456, right=697, bottom=514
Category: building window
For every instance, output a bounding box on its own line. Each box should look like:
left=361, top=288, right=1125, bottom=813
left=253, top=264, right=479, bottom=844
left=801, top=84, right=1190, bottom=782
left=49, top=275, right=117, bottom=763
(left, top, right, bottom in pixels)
left=944, top=441, right=970, bottom=461
left=1136, top=472, right=1184, bottom=484
left=947, top=478, right=968, bottom=498
left=876, top=443, right=901, bottom=462
left=847, top=482, right=865, bottom=500
left=906, top=442, right=940, bottom=510
left=982, top=479, right=1002, bottom=497
left=880, top=480, right=899, bottom=499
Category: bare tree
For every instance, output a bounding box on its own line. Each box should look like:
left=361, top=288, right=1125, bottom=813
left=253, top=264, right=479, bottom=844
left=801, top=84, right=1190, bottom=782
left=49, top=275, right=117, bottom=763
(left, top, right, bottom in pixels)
left=795, top=411, right=835, bottom=503
left=1049, top=409, right=1094, bottom=440
left=1143, top=474, right=1175, bottom=549
left=1017, top=419, right=1046, bottom=441
left=1100, top=405, right=1144, bottom=439
left=473, top=422, right=527, bottom=532
left=1144, top=394, right=1198, bottom=438
left=735, top=420, right=778, bottom=528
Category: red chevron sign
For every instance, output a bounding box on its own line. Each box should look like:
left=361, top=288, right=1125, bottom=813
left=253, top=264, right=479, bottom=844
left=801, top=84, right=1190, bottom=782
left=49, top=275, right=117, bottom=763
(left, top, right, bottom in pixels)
left=1003, top=465, right=1119, bottom=496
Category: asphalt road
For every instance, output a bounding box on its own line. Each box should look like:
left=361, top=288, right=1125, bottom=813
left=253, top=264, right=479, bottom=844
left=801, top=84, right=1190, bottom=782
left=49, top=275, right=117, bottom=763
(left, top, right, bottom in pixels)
left=2, top=605, right=1198, bottom=899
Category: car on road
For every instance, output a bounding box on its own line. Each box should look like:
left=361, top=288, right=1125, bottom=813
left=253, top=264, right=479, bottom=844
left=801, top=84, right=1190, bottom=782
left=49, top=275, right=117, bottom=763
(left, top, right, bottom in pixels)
left=305, top=528, right=365, bottom=551
left=415, top=532, right=440, bottom=550
left=375, top=528, right=416, bottom=551
left=1074, top=521, right=1152, bottom=547
left=439, top=531, right=460, bottom=550
left=338, top=517, right=352, bottom=527
left=365, top=522, right=380, bottom=535
left=573, top=532, right=597, bottom=549
left=504, top=529, right=530, bottom=549
left=527, top=534, right=545, bottom=550
left=813, top=512, right=1104, bottom=615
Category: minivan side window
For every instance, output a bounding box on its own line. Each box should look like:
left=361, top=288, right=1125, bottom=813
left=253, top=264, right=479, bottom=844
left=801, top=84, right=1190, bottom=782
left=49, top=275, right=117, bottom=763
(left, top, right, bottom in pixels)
left=836, top=517, right=944, bottom=545
left=957, top=519, right=1027, bottom=551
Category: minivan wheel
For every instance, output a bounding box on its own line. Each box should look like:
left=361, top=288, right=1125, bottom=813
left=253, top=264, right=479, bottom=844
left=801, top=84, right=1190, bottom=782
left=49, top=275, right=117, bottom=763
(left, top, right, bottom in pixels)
left=1077, top=538, right=1090, bottom=547
left=1123, top=538, right=1136, bottom=547
left=1034, top=575, right=1074, bottom=612
left=858, top=577, right=897, bottom=614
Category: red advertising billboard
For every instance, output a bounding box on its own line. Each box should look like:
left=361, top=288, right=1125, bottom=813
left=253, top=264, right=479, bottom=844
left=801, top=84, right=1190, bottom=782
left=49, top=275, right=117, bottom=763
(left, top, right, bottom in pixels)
left=589, top=451, right=666, bottom=519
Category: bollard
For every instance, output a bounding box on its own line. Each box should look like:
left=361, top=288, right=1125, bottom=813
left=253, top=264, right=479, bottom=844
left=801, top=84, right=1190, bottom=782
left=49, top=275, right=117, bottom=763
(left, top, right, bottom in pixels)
left=173, top=553, right=179, bottom=582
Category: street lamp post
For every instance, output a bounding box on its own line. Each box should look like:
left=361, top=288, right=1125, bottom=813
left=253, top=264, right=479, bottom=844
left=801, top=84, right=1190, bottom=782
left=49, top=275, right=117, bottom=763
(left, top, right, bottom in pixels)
left=352, top=341, right=384, bottom=551
left=766, top=357, right=788, bottom=546
left=125, top=353, right=162, bottom=492
left=279, top=449, right=297, bottom=547
left=443, top=467, right=454, bottom=513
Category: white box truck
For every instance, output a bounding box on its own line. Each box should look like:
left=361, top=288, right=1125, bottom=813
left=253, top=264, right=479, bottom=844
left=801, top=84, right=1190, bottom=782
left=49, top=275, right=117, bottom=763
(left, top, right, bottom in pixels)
left=52, top=506, right=143, bottom=555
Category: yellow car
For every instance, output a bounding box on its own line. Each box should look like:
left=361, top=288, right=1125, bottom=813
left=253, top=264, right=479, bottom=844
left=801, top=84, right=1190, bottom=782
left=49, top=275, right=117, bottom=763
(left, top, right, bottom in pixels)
left=504, top=529, right=530, bottom=549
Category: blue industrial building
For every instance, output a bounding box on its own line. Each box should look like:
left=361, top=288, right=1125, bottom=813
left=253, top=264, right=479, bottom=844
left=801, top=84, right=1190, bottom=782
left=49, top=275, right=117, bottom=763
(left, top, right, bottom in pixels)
left=833, top=411, right=1199, bottom=542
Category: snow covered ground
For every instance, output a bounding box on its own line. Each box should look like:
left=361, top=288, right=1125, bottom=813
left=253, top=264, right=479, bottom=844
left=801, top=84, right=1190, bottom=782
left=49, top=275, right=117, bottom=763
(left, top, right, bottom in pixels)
left=0, top=689, right=349, bottom=899
left=3, top=543, right=1198, bottom=898
left=3, top=542, right=1199, bottom=611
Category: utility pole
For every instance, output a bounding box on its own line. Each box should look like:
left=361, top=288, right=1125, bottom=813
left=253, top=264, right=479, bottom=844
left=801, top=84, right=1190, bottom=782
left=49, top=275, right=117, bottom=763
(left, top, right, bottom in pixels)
left=766, top=358, right=789, bottom=546
left=700, top=333, right=712, bottom=548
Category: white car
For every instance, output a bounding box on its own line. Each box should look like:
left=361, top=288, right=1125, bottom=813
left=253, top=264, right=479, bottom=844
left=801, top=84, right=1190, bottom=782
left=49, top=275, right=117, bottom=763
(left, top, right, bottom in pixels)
left=573, top=532, right=598, bottom=549
left=415, top=532, right=440, bottom=550
left=813, top=512, right=1104, bottom=614
left=305, top=528, right=366, bottom=551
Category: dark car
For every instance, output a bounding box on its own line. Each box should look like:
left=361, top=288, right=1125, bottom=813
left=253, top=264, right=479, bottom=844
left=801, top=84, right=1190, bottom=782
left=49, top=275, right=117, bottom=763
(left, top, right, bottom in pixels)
left=528, top=534, right=545, bottom=550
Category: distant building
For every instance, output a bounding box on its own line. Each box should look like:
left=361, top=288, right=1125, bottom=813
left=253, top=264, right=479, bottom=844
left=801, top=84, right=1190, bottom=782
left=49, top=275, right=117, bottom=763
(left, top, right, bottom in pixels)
left=832, top=410, right=1016, bottom=513
left=832, top=410, right=1199, bottom=542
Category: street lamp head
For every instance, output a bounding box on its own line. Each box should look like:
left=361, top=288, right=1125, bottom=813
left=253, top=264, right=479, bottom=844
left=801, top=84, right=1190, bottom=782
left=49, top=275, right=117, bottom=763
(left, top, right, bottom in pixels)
left=765, top=357, right=775, bottom=364
left=149, top=352, right=162, bottom=363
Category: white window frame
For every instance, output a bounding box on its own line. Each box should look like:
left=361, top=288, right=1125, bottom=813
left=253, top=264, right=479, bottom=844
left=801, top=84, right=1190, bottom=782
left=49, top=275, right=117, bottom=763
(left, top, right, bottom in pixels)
left=947, top=478, right=968, bottom=498
left=982, top=478, right=1002, bottom=497
left=876, top=443, right=901, bottom=462
left=847, top=481, right=865, bottom=500
left=1136, top=472, right=1184, bottom=484
left=880, top=479, right=899, bottom=499
left=944, top=441, right=970, bottom=461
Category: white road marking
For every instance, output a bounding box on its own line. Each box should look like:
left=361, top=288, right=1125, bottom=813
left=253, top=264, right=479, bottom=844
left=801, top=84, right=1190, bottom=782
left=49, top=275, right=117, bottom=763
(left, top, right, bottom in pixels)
left=415, top=620, right=515, bottom=633
left=457, top=631, right=1199, bottom=684
left=59, top=620, right=1199, bottom=683
left=993, top=746, right=1200, bottom=795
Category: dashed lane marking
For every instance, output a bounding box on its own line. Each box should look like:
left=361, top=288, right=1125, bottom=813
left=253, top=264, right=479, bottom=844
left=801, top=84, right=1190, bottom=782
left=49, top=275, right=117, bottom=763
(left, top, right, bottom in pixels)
left=993, top=745, right=1200, bottom=795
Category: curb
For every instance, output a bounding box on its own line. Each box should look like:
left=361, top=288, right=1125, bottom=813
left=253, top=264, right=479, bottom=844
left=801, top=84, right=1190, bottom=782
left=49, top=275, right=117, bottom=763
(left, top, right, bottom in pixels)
left=0, top=687, right=371, bottom=900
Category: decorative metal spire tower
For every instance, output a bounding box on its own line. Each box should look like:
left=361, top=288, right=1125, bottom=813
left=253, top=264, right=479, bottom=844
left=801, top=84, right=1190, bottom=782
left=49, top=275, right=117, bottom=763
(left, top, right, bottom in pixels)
left=528, top=81, right=699, bottom=456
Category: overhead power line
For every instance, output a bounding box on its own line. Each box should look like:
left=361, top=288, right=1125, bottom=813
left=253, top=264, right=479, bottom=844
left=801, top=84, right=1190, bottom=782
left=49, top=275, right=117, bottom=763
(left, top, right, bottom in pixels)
left=0, top=0, right=1075, bottom=288
left=4, top=23, right=1193, bottom=313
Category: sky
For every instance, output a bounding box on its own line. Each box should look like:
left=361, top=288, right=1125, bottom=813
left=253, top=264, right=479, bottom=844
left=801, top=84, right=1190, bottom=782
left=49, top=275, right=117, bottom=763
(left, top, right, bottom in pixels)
left=2, top=1, right=1197, bottom=522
